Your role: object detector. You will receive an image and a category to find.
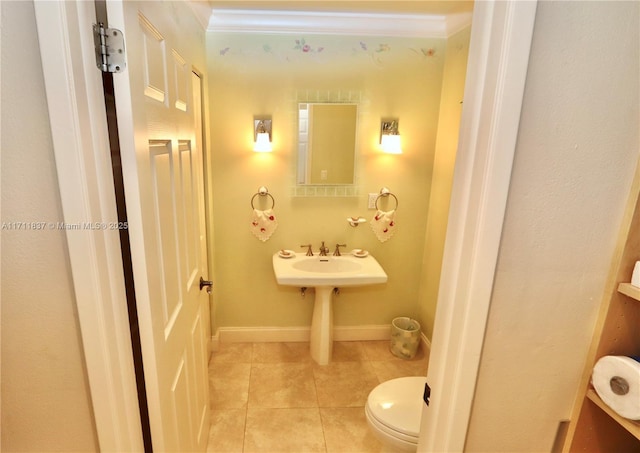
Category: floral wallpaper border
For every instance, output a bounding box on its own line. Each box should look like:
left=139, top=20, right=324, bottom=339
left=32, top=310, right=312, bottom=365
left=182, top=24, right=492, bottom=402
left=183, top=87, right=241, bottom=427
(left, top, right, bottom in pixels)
left=215, top=36, right=440, bottom=67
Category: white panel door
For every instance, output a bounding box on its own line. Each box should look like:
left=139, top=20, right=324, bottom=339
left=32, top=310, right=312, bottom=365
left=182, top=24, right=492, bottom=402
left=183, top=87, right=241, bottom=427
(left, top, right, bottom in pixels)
left=106, top=2, right=210, bottom=451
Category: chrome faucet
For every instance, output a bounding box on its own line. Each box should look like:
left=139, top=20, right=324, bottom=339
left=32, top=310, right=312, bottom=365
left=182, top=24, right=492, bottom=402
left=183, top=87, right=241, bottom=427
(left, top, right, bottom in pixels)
left=319, top=241, right=330, bottom=256
left=301, top=244, right=313, bottom=256
left=333, top=243, right=346, bottom=256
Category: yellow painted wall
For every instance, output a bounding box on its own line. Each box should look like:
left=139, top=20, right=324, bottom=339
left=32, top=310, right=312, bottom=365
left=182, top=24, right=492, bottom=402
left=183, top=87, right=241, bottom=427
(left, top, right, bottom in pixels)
left=418, top=27, right=471, bottom=339
left=206, top=33, right=450, bottom=331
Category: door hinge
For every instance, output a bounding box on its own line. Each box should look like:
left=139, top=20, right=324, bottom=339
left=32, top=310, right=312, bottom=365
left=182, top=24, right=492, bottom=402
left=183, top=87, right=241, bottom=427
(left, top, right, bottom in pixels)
left=93, top=23, right=126, bottom=73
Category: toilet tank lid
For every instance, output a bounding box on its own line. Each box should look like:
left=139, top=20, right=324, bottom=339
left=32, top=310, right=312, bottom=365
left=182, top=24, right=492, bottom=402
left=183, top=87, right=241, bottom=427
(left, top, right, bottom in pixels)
left=367, top=376, right=427, bottom=437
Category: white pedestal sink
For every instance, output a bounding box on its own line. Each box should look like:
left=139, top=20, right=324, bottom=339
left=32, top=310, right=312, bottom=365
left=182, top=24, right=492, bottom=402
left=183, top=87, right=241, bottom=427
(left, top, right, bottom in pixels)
left=272, top=252, right=387, bottom=365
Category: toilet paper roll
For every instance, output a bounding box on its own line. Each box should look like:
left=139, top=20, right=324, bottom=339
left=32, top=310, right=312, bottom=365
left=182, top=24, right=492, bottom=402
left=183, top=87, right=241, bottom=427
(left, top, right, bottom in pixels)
left=631, top=261, right=640, bottom=287
left=592, top=355, right=640, bottom=420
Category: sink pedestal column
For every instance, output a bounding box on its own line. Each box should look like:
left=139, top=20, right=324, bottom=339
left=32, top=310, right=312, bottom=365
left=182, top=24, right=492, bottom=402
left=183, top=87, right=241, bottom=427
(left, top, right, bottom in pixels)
left=310, top=286, right=333, bottom=365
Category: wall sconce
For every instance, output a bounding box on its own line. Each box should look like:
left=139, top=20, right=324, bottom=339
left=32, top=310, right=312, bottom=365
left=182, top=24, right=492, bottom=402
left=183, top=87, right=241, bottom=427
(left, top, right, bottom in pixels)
left=253, top=118, right=272, bottom=152
left=380, top=120, right=402, bottom=154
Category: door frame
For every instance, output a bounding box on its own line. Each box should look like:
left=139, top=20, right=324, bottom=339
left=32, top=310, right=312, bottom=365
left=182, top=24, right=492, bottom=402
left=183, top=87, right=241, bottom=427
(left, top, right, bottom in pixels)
left=34, top=1, right=537, bottom=451
left=34, top=1, right=144, bottom=451
left=419, top=1, right=538, bottom=451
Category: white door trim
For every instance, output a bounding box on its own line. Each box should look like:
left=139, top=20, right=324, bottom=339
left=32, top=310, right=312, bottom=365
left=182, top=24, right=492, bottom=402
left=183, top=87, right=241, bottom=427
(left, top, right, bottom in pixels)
left=33, top=1, right=144, bottom=451
left=33, top=1, right=537, bottom=451
left=418, top=1, right=538, bottom=451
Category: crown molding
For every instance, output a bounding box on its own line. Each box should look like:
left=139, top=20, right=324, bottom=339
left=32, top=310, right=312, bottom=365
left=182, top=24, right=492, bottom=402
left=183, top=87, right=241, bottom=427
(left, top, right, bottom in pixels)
left=207, top=9, right=472, bottom=38
left=445, top=12, right=475, bottom=37
left=186, top=0, right=214, bottom=31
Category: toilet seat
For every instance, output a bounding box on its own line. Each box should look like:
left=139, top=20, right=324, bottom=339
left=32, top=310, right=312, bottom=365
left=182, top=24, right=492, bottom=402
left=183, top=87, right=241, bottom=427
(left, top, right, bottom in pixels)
left=365, top=403, right=418, bottom=445
left=366, top=376, right=426, bottom=442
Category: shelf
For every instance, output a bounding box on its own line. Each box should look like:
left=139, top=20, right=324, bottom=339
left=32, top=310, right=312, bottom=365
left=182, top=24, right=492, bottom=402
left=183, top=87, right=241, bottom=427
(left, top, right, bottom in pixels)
left=618, top=283, right=640, bottom=302
left=586, top=389, right=640, bottom=441
left=565, top=162, right=640, bottom=452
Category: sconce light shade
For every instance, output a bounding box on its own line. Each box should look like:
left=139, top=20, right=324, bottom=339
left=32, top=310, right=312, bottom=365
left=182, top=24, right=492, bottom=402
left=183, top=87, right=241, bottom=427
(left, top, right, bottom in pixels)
left=253, top=118, right=272, bottom=152
left=380, top=120, right=402, bottom=154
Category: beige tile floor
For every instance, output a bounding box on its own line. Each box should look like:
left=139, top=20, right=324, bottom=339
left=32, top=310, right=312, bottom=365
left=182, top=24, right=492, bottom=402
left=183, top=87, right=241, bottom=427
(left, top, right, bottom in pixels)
left=207, top=340, right=429, bottom=453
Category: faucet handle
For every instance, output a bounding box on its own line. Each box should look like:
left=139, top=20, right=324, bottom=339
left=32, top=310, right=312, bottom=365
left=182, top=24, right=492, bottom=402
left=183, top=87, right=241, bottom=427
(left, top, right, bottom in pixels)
left=300, top=244, right=313, bottom=256
left=333, top=243, right=347, bottom=256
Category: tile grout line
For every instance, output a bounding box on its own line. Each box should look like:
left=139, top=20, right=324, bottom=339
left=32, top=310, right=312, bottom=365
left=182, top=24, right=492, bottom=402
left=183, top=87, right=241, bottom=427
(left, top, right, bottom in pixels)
left=313, top=351, right=328, bottom=453
left=242, top=343, right=257, bottom=453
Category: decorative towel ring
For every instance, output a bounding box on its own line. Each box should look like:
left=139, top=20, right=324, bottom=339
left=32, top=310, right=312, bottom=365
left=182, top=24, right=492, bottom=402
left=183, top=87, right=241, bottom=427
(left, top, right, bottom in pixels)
left=375, top=187, right=398, bottom=210
left=251, top=186, right=275, bottom=209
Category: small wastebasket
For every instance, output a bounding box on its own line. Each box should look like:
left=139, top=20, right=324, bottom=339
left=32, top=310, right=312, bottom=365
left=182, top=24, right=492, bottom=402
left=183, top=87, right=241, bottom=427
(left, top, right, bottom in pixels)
left=390, top=317, right=421, bottom=359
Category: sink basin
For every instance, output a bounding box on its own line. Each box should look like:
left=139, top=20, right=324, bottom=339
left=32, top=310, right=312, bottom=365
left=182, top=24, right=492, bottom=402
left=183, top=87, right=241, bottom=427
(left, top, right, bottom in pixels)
left=272, top=252, right=388, bottom=287
left=272, top=251, right=387, bottom=365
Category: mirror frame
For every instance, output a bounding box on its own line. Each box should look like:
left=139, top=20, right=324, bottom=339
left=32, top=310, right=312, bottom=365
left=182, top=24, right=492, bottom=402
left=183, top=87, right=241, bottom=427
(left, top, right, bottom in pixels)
left=291, top=89, right=367, bottom=197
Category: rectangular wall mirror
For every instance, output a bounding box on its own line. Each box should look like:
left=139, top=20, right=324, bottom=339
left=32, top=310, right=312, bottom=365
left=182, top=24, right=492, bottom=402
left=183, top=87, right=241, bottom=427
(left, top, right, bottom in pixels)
left=297, top=103, right=358, bottom=185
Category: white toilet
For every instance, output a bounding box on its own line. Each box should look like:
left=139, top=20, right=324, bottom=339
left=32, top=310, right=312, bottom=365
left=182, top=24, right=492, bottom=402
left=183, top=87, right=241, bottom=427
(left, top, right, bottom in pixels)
left=365, top=376, right=426, bottom=452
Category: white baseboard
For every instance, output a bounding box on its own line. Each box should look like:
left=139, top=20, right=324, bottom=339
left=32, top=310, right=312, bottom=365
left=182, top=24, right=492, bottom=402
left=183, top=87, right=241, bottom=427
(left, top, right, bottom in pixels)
left=218, top=326, right=311, bottom=343
left=213, top=325, right=432, bottom=355
left=211, top=330, right=220, bottom=352
left=420, top=331, right=432, bottom=353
